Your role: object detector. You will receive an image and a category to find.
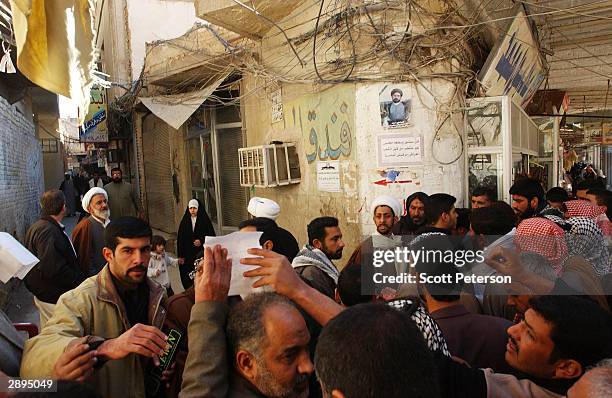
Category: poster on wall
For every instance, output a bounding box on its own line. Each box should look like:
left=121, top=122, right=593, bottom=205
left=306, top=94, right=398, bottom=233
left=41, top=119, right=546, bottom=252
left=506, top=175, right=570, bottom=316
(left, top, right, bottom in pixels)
left=317, top=161, right=341, bottom=192
left=478, top=7, right=547, bottom=108
left=376, top=133, right=423, bottom=167
left=80, top=86, right=109, bottom=142
left=379, top=84, right=412, bottom=128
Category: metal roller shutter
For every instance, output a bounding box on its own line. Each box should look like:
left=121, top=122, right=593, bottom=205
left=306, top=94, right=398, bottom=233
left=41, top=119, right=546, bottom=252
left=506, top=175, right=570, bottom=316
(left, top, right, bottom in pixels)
left=216, top=127, right=247, bottom=228
left=143, top=115, right=175, bottom=233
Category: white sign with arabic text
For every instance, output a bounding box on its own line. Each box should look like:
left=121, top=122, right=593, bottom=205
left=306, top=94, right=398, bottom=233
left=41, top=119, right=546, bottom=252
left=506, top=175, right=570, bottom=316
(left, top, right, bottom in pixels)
left=317, top=161, right=341, bottom=192
left=376, top=134, right=423, bottom=167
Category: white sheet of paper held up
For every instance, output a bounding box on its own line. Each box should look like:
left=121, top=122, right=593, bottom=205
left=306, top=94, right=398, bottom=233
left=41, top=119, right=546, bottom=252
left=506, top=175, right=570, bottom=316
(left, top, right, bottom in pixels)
left=0, top=232, right=39, bottom=283
left=204, top=231, right=263, bottom=297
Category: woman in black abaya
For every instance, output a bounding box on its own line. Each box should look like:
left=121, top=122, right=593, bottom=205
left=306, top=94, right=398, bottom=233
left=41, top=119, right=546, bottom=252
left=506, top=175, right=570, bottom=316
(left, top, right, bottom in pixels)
left=177, top=198, right=215, bottom=289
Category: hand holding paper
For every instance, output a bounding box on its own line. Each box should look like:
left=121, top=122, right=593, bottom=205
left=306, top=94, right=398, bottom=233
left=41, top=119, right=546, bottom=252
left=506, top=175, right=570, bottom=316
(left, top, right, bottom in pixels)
left=0, top=232, right=39, bottom=283
left=204, top=231, right=263, bottom=297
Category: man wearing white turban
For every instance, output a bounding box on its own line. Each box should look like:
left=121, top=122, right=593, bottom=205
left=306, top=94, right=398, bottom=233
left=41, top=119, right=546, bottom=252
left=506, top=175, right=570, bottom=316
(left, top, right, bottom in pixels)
left=370, top=195, right=402, bottom=237
left=345, top=195, right=406, bottom=297
left=247, top=197, right=281, bottom=220
left=72, top=187, right=111, bottom=276
left=247, top=197, right=300, bottom=263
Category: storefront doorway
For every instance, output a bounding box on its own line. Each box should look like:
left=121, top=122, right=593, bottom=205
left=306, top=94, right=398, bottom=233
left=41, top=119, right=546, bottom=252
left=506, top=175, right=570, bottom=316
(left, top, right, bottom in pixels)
left=186, top=104, right=247, bottom=235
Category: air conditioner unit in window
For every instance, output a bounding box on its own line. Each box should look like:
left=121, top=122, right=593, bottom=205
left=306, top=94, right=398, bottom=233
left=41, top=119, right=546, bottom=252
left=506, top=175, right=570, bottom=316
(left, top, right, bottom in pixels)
left=239, top=143, right=301, bottom=188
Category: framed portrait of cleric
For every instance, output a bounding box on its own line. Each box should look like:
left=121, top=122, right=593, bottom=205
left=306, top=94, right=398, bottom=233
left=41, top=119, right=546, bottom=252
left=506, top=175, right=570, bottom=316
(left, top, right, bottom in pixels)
left=379, top=85, right=412, bottom=128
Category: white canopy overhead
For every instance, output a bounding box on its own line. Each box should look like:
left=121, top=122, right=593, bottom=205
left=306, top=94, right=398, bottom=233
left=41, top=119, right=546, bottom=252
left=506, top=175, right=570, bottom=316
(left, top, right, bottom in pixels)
left=139, top=73, right=228, bottom=130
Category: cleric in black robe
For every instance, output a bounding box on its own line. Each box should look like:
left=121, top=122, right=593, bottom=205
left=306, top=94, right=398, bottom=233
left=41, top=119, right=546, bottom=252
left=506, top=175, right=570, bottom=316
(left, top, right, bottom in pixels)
left=177, top=198, right=215, bottom=288
left=393, top=191, right=429, bottom=235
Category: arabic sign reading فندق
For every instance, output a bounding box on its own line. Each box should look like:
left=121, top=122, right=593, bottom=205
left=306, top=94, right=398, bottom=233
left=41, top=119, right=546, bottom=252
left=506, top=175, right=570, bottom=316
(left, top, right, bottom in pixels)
left=80, top=87, right=109, bottom=142
left=376, top=134, right=423, bottom=168
left=284, top=85, right=355, bottom=163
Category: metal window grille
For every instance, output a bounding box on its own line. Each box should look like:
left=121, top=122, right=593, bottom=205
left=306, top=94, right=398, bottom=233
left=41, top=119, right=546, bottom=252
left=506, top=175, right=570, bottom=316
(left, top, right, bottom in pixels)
left=238, top=144, right=301, bottom=188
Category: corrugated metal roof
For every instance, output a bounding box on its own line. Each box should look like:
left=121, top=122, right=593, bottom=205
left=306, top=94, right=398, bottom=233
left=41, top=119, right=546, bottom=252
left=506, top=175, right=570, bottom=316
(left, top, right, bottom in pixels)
left=532, top=0, right=612, bottom=112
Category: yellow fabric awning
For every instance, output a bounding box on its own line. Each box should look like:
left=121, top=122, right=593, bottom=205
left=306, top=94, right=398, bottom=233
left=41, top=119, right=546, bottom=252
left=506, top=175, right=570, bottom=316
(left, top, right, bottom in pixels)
left=10, top=0, right=95, bottom=123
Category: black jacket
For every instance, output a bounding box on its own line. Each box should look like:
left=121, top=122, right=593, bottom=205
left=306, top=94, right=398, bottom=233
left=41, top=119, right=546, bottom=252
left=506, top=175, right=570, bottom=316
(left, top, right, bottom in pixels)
left=24, top=217, right=85, bottom=303
left=393, top=216, right=425, bottom=235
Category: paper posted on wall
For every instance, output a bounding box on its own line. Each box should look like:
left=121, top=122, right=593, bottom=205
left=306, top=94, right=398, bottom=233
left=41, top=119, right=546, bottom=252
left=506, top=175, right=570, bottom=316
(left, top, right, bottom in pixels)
left=0, top=232, right=39, bottom=283
left=204, top=231, right=264, bottom=297
left=317, top=161, right=341, bottom=192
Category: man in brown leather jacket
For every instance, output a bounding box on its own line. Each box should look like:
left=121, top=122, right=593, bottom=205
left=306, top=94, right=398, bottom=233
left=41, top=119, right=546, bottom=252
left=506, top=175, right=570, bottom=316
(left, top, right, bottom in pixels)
left=21, top=217, right=170, bottom=398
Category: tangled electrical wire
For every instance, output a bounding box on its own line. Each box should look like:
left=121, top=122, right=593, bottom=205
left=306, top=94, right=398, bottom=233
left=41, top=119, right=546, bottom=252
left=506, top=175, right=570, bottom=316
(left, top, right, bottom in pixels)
left=129, top=1, right=493, bottom=98
left=111, top=0, right=523, bottom=163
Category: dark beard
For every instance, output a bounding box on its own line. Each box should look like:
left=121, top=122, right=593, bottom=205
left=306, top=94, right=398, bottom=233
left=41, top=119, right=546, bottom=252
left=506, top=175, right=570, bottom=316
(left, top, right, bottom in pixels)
left=411, top=217, right=426, bottom=227
left=323, top=245, right=342, bottom=260
left=113, top=178, right=122, bottom=183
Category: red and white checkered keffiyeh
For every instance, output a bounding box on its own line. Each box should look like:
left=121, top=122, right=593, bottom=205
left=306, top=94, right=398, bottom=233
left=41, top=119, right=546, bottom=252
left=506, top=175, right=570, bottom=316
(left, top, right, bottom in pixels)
left=565, top=200, right=606, bottom=218
left=598, top=219, right=612, bottom=236
left=564, top=200, right=612, bottom=236
left=515, top=218, right=569, bottom=275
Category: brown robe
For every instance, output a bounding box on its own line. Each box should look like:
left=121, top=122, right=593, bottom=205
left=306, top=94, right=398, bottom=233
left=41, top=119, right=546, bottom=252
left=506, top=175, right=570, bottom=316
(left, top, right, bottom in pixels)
left=72, top=217, right=106, bottom=276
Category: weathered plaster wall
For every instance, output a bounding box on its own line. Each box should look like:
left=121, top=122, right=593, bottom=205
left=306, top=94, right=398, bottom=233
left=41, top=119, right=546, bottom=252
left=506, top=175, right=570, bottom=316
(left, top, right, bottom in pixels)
left=354, top=81, right=465, bottom=234
left=95, top=0, right=197, bottom=99
left=242, top=77, right=362, bottom=259
left=143, top=0, right=474, bottom=260
left=239, top=0, right=468, bottom=252
left=242, top=76, right=465, bottom=259
left=94, top=0, right=132, bottom=101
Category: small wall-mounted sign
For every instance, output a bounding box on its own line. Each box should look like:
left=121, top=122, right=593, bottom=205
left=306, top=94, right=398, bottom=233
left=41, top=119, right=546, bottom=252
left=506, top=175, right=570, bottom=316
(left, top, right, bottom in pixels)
left=376, top=133, right=423, bottom=168
left=317, top=161, right=341, bottom=192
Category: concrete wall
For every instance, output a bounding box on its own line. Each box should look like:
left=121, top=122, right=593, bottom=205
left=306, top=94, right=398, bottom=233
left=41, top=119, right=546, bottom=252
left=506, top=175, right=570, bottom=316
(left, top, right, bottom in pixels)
left=242, top=77, right=465, bottom=261
left=242, top=78, right=363, bottom=257
left=354, top=82, right=465, bottom=233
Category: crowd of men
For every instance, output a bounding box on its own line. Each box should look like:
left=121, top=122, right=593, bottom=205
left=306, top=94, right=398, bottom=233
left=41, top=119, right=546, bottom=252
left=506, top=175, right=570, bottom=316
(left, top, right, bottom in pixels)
left=1, top=175, right=612, bottom=398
